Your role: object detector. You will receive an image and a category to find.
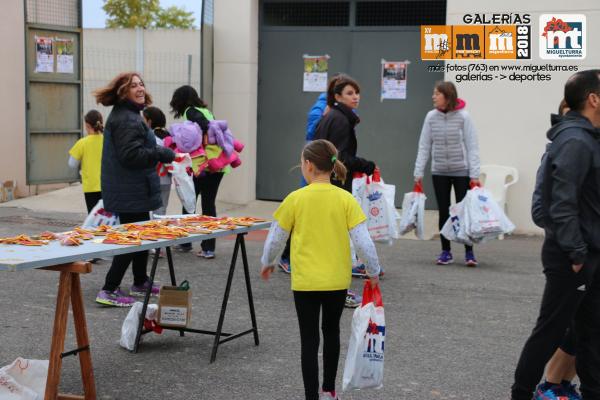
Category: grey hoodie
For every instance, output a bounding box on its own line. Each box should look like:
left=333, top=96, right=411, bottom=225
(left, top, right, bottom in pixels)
left=413, top=102, right=480, bottom=178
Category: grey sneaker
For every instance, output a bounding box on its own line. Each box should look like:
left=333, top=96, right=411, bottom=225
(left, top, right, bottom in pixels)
left=344, top=290, right=362, bottom=308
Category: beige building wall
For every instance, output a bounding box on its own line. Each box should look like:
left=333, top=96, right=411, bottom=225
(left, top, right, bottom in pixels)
left=213, top=0, right=259, bottom=205
left=83, top=28, right=201, bottom=126
left=0, top=0, right=26, bottom=197
left=446, top=0, right=600, bottom=233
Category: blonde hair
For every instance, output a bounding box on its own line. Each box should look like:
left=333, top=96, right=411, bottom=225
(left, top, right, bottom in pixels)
left=302, top=139, right=347, bottom=183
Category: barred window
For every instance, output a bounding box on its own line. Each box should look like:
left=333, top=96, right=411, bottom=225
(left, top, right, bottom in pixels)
left=356, top=1, right=446, bottom=26
left=263, top=2, right=350, bottom=26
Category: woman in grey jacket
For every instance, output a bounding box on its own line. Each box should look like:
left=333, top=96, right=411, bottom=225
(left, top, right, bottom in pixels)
left=413, top=81, right=481, bottom=266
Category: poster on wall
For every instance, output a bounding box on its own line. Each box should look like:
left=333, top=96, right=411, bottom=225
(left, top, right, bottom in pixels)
left=303, top=54, right=330, bottom=92
left=35, top=36, right=54, bottom=73
left=380, top=60, right=409, bottom=100
left=55, top=38, right=74, bottom=74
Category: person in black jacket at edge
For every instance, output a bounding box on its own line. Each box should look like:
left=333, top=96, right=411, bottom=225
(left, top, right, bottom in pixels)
left=312, top=74, right=378, bottom=306
left=170, top=85, right=223, bottom=259
left=313, top=75, right=376, bottom=193
left=511, top=69, right=600, bottom=400
left=94, top=72, right=176, bottom=307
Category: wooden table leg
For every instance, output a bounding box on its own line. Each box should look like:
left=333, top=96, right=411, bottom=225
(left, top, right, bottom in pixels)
left=44, top=271, right=72, bottom=400
left=42, top=262, right=96, bottom=400
left=71, top=275, right=96, bottom=399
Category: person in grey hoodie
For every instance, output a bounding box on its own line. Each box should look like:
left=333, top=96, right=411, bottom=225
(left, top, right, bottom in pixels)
left=413, top=81, right=480, bottom=266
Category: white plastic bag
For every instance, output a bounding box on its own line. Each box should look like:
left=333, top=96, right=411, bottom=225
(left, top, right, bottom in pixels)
left=343, top=282, right=385, bottom=391
left=441, top=202, right=473, bottom=246
left=0, top=358, right=48, bottom=400
left=169, top=154, right=196, bottom=214
left=466, top=187, right=515, bottom=240
left=82, top=199, right=119, bottom=228
left=352, top=174, right=369, bottom=216
left=362, top=170, right=400, bottom=244
left=120, top=302, right=159, bottom=351
left=441, top=187, right=515, bottom=245
left=398, top=182, right=427, bottom=239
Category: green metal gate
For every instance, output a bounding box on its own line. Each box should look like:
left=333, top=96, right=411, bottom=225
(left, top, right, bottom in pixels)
left=24, top=0, right=82, bottom=184
left=257, top=0, right=446, bottom=206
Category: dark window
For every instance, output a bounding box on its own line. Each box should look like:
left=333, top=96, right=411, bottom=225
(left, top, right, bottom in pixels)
left=356, top=1, right=446, bottom=26
left=263, top=2, right=351, bottom=26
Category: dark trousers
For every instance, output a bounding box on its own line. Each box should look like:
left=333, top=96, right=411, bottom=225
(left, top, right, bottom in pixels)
left=511, top=239, right=600, bottom=399
left=181, top=172, right=224, bottom=252
left=84, top=191, right=102, bottom=214
left=293, top=290, right=347, bottom=400
left=103, top=212, right=150, bottom=291
left=432, top=175, right=473, bottom=252
left=282, top=236, right=291, bottom=261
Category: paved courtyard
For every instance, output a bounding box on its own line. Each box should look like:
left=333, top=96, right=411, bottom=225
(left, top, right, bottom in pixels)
left=0, top=205, right=546, bottom=399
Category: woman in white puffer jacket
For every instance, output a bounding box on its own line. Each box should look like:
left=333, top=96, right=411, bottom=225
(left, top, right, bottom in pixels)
left=413, top=81, right=481, bottom=267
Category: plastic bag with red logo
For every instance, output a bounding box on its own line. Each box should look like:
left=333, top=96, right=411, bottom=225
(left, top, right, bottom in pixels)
left=363, top=170, right=399, bottom=244
left=82, top=199, right=120, bottom=228
left=343, top=281, right=385, bottom=391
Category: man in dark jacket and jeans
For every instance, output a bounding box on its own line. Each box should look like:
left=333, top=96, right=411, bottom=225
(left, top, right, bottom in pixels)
left=512, top=69, right=600, bottom=399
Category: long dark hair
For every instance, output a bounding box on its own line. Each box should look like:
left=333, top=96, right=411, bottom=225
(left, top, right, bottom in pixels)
left=302, top=139, right=347, bottom=184
left=84, top=109, right=104, bottom=133
left=170, top=85, right=208, bottom=118
left=143, top=106, right=169, bottom=139
left=93, top=72, right=152, bottom=107
left=326, top=74, right=360, bottom=107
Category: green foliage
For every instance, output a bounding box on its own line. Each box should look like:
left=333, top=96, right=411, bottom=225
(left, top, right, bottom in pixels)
left=103, top=0, right=195, bottom=29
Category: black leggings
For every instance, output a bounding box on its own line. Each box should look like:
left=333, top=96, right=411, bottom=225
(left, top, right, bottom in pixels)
left=84, top=191, right=102, bottom=214
left=432, top=175, right=473, bottom=252
left=181, top=172, right=224, bottom=251
left=103, top=212, right=150, bottom=291
left=293, top=290, right=347, bottom=400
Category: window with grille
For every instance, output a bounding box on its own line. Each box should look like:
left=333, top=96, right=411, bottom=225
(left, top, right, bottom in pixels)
left=26, top=0, right=80, bottom=27
left=263, top=2, right=350, bottom=26
left=356, top=1, right=446, bottom=26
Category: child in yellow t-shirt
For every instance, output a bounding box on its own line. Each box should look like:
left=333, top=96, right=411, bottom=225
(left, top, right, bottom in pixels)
left=68, top=110, right=104, bottom=213
left=260, top=139, right=381, bottom=400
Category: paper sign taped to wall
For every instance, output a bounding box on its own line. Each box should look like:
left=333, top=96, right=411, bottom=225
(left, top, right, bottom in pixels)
left=381, top=60, right=409, bottom=100
left=303, top=54, right=330, bottom=92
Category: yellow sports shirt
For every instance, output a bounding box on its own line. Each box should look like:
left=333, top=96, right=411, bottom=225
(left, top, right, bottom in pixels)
left=69, top=134, right=103, bottom=193
left=273, top=183, right=366, bottom=291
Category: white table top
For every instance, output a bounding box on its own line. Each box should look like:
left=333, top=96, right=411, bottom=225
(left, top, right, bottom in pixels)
left=0, top=221, right=271, bottom=271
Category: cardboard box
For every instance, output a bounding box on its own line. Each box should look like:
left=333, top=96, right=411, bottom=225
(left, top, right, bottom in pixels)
left=158, top=286, right=191, bottom=328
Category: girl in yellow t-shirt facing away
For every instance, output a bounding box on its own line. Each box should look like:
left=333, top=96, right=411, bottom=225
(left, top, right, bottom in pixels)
left=261, top=139, right=381, bottom=400
left=68, top=110, right=104, bottom=213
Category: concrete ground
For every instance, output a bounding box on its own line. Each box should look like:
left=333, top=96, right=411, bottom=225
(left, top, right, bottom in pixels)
left=0, top=187, right=547, bottom=399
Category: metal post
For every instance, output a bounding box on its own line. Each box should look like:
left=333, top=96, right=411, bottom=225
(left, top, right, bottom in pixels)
left=187, top=54, right=192, bottom=86
left=135, top=27, right=144, bottom=73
